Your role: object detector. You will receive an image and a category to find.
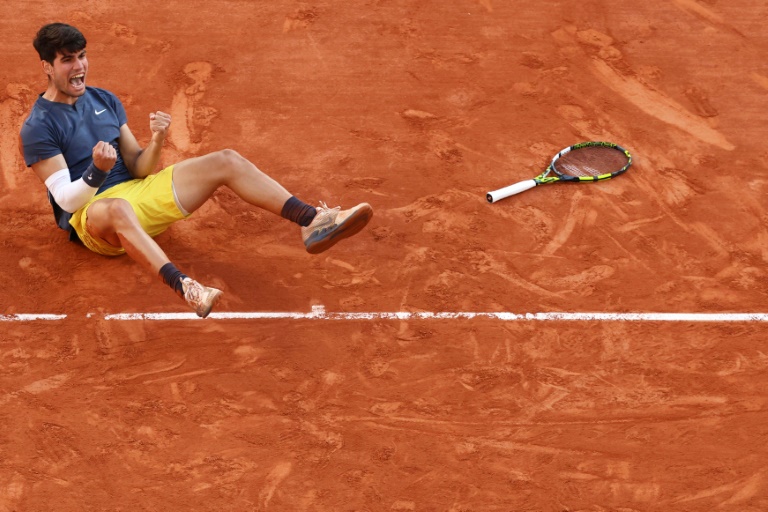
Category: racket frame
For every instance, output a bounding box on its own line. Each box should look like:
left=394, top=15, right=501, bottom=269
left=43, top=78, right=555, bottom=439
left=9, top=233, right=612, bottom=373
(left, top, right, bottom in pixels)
left=549, top=141, right=632, bottom=183
left=486, top=141, right=632, bottom=203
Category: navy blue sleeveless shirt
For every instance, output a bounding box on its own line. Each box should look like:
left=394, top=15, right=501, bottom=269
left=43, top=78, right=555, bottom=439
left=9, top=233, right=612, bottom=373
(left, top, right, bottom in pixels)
left=20, top=87, right=134, bottom=237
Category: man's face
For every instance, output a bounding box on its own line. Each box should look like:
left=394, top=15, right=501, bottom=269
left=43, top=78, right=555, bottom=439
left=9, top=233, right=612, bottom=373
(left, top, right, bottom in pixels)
left=44, top=48, right=88, bottom=101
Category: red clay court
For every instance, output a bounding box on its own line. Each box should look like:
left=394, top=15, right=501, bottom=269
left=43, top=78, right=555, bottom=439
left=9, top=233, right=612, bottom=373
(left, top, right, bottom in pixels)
left=1, top=1, right=767, bottom=510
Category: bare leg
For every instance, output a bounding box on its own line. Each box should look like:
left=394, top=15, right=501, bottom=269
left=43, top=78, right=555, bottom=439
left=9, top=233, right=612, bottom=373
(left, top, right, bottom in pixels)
left=86, top=149, right=370, bottom=264
left=85, top=197, right=170, bottom=273
left=171, top=149, right=292, bottom=214
left=85, top=150, right=295, bottom=279
left=170, top=148, right=374, bottom=253
left=84, top=197, right=222, bottom=317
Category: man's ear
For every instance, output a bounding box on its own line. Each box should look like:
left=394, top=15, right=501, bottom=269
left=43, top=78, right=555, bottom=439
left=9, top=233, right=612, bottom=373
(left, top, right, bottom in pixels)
left=41, top=60, right=53, bottom=75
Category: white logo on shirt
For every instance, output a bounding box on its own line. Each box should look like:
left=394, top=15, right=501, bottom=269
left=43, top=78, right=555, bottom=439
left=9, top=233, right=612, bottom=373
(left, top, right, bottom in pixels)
left=95, top=109, right=107, bottom=115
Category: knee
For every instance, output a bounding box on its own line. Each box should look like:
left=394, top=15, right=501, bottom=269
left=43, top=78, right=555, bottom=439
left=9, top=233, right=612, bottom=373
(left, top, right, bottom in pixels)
left=204, top=149, right=252, bottom=181
left=107, top=199, right=139, bottom=229
left=210, top=148, right=265, bottom=184
left=213, top=148, right=245, bottom=168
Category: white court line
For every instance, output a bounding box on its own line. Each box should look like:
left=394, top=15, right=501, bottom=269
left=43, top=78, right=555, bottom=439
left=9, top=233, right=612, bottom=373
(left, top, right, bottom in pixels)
left=3, top=307, right=768, bottom=322
left=0, top=314, right=67, bottom=322
left=114, top=311, right=768, bottom=322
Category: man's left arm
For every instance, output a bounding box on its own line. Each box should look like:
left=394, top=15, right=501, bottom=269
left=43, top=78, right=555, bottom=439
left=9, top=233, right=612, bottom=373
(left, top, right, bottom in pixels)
left=119, top=111, right=171, bottom=179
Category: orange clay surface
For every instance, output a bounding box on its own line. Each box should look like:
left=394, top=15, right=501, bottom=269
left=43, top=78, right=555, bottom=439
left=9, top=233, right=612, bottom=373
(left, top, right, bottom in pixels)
left=2, top=1, right=768, bottom=511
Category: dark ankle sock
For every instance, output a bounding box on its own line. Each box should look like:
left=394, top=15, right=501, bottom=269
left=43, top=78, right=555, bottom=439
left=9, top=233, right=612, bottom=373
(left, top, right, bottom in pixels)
left=281, top=196, right=317, bottom=227
left=159, top=262, right=188, bottom=298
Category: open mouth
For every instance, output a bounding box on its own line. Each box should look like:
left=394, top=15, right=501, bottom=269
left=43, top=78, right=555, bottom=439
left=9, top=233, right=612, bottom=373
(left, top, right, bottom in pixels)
left=69, top=73, right=85, bottom=89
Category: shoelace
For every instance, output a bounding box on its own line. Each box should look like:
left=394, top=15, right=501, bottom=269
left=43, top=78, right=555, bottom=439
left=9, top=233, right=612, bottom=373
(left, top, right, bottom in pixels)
left=314, top=201, right=340, bottom=227
left=185, top=280, right=204, bottom=304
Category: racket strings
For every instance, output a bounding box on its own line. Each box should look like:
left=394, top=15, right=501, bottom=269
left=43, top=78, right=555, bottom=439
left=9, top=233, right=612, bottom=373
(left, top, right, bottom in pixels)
left=556, top=146, right=629, bottom=177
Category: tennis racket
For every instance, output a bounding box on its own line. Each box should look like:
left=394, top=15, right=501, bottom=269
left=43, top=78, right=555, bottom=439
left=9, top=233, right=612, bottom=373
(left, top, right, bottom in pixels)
left=486, top=141, right=632, bottom=203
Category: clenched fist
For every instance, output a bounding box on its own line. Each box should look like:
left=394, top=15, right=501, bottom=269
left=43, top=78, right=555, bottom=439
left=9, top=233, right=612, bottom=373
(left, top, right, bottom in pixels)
left=92, top=141, right=116, bottom=172
left=149, top=111, right=171, bottom=140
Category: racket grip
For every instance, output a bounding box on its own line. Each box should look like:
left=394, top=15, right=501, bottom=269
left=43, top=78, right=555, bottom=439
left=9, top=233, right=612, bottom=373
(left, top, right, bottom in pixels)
left=486, top=179, right=537, bottom=203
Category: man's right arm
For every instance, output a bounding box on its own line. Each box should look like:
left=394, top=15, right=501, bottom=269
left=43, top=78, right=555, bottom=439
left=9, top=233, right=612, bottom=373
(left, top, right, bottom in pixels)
left=31, top=142, right=117, bottom=214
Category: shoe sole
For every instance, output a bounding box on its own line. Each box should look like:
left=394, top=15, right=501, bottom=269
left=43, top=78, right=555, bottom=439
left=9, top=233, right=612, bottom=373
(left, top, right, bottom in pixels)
left=198, top=288, right=223, bottom=319
left=305, top=203, right=373, bottom=254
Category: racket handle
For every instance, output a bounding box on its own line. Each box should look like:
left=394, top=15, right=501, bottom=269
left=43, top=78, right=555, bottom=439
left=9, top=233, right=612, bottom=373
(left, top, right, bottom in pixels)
left=486, top=179, right=537, bottom=203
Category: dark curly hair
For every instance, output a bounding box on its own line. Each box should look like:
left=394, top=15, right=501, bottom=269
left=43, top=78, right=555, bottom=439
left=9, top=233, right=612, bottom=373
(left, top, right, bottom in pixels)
left=33, top=23, right=87, bottom=64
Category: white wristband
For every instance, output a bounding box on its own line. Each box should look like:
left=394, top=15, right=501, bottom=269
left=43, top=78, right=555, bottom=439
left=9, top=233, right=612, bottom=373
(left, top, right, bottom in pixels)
left=44, top=168, right=100, bottom=213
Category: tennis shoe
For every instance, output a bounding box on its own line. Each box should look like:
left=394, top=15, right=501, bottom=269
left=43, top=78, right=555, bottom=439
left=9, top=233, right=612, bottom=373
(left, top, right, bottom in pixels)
left=302, top=201, right=373, bottom=254
left=182, top=278, right=223, bottom=319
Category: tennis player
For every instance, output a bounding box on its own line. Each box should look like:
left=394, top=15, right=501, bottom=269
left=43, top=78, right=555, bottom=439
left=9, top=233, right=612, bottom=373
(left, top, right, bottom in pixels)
left=20, top=23, right=373, bottom=318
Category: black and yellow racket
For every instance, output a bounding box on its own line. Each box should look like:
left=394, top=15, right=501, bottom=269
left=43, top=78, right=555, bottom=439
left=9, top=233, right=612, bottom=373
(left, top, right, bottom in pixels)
left=486, top=141, right=632, bottom=203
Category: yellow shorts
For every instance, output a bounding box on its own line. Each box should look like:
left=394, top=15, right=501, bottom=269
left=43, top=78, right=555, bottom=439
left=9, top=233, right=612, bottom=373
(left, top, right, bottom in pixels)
left=69, top=165, right=189, bottom=256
